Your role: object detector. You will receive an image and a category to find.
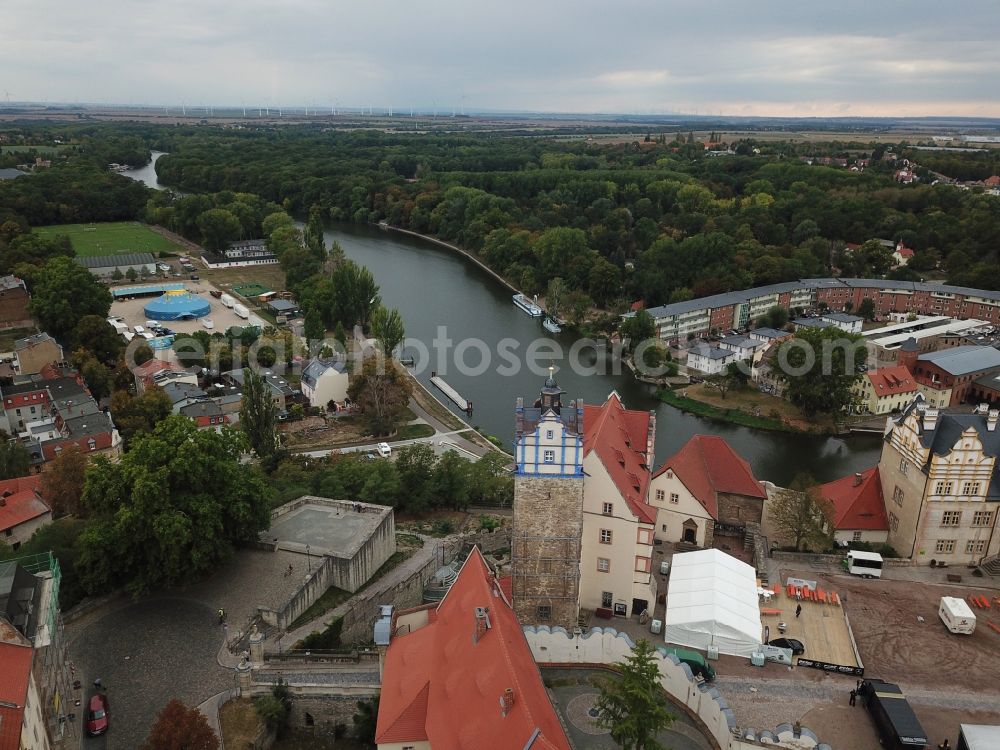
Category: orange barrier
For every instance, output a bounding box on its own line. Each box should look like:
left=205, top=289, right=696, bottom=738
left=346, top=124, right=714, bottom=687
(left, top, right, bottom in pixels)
left=988, top=622, right=1000, bottom=635
left=773, top=584, right=781, bottom=597
left=982, top=596, right=992, bottom=609
left=760, top=608, right=783, bottom=616
left=787, top=584, right=795, bottom=598
left=968, top=595, right=981, bottom=609
left=816, top=588, right=826, bottom=603
left=831, top=592, right=840, bottom=606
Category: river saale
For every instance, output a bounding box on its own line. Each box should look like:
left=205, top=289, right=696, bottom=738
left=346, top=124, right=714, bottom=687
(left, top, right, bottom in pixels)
left=319, top=224, right=883, bottom=485
left=125, top=160, right=882, bottom=485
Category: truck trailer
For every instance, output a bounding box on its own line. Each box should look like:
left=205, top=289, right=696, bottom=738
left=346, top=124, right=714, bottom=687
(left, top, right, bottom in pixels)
left=939, top=596, right=977, bottom=635
left=858, top=679, right=928, bottom=750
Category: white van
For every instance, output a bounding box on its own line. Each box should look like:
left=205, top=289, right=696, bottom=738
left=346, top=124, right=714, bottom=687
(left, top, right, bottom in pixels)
left=134, top=325, right=146, bottom=335
left=939, top=596, right=976, bottom=634
left=376, top=442, right=392, bottom=458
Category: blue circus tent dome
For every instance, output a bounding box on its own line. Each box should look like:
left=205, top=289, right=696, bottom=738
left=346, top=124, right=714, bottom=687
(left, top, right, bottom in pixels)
left=144, top=290, right=210, bottom=320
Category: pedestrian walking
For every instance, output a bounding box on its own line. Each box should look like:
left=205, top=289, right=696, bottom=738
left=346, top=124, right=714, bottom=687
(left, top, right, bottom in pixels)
left=849, top=689, right=857, bottom=707
left=795, top=604, right=802, bottom=618
left=938, top=740, right=950, bottom=750
left=93, top=678, right=102, bottom=690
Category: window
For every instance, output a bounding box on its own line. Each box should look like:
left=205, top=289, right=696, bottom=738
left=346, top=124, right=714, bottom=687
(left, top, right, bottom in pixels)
left=935, top=539, right=956, bottom=554
left=599, top=529, right=612, bottom=544
left=543, top=449, right=555, bottom=464
left=934, top=480, right=953, bottom=495
left=636, top=528, right=653, bottom=545
left=88, top=439, right=97, bottom=451
left=670, top=493, right=679, bottom=504
left=664, top=470, right=673, bottom=479
left=972, top=511, right=994, bottom=527
left=536, top=605, right=551, bottom=621
left=655, top=489, right=665, bottom=501
left=635, top=556, right=651, bottom=573
left=962, top=481, right=981, bottom=496
left=601, top=591, right=613, bottom=608
left=941, top=511, right=962, bottom=527
left=966, top=539, right=987, bottom=555
left=892, top=486, right=904, bottom=507
left=852, top=531, right=863, bottom=542
left=597, top=557, right=610, bottom=573
left=546, top=430, right=553, bottom=439
left=899, top=458, right=909, bottom=476
left=888, top=511, right=899, bottom=532
left=602, top=502, right=613, bottom=516
left=661, top=524, right=667, bottom=532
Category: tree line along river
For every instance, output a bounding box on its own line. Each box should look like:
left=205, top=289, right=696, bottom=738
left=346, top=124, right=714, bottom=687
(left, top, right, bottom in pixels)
left=126, top=154, right=883, bottom=485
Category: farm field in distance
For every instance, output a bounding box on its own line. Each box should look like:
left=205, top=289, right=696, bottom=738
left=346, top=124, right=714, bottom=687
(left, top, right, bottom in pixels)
left=33, top=221, right=187, bottom=257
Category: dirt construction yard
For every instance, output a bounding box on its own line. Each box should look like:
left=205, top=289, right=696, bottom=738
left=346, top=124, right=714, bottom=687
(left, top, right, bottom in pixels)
left=727, top=567, right=1000, bottom=747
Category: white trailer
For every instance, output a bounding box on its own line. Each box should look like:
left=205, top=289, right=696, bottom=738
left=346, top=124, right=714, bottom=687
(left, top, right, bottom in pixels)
left=845, top=550, right=883, bottom=578
left=233, top=304, right=250, bottom=320
left=939, top=596, right=976, bottom=634
left=220, top=293, right=236, bottom=309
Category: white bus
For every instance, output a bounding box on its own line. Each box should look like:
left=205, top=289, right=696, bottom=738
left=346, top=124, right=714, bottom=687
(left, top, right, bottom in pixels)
left=845, top=550, right=883, bottom=578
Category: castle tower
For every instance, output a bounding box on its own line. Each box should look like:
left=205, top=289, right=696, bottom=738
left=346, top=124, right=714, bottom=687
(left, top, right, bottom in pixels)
left=897, top=336, right=919, bottom=370
left=511, top=368, right=585, bottom=629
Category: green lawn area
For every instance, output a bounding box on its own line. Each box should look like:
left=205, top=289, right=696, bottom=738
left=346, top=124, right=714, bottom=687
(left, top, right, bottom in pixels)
left=33, top=222, right=186, bottom=257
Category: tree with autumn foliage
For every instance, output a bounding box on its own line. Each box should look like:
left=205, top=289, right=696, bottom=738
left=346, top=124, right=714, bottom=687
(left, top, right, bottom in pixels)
left=140, top=699, right=218, bottom=750
left=40, top=445, right=88, bottom=517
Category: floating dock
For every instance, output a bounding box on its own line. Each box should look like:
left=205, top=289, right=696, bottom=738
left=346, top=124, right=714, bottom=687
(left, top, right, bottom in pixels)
left=430, top=373, right=472, bottom=413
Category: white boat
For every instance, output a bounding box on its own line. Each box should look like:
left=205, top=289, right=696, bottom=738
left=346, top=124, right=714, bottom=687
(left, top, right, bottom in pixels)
left=543, top=317, right=562, bottom=334
left=513, top=293, right=543, bottom=317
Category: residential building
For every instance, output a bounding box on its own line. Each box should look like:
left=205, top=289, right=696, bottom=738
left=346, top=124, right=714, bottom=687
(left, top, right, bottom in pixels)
left=299, top=357, right=349, bottom=408
left=971, top=372, right=1000, bottom=406
left=793, top=317, right=836, bottom=332
left=0, top=554, right=74, bottom=749
left=878, top=396, right=1000, bottom=565
left=892, top=244, right=915, bottom=267
left=202, top=239, right=278, bottom=268
left=900, top=345, right=1000, bottom=408
left=0, top=276, right=31, bottom=329
left=0, top=620, right=48, bottom=750
left=853, top=365, right=918, bottom=415
left=685, top=342, right=737, bottom=375
left=511, top=374, right=657, bottom=627
left=13, top=333, right=63, bottom=376
left=267, top=299, right=299, bottom=318
left=647, top=435, right=766, bottom=548
left=75, top=252, right=156, bottom=279
left=133, top=358, right=196, bottom=394
left=716, top=335, right=766, bottom=361
left=0, top=376, right=87, bottom=435
left=748, top=327, right=793, bottom=345
left=374, top=547, right=571, bottom=750
left=818, top=468, right=889, bottom=545
left=0, top=476, right=52, bottom=551
left=819, top=311, right=864, bottom=334
left=161, top=382, right=231, bottom=430
left=222, top=368, right=298, bottom=413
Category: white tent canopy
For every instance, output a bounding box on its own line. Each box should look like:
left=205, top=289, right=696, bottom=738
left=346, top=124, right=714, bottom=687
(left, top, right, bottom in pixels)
left=663, top=548, right=762, bottom=658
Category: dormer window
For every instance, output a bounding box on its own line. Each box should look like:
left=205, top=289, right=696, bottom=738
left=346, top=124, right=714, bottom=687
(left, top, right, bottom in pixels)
left=546, top=430, right=553, bottom=439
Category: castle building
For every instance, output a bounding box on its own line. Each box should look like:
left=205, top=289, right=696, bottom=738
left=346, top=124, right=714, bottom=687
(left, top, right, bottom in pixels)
left=511, top=372, right=657, bottom=628
left=878, top=395, right=1000, bottom=565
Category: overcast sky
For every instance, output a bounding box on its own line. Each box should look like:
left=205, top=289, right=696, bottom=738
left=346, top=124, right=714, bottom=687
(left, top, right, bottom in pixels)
left=6, top=0, right=1000, bottom=117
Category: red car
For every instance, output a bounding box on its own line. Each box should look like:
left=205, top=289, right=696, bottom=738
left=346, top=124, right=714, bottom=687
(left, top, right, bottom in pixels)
left=86, top=693, right=109, bottom=736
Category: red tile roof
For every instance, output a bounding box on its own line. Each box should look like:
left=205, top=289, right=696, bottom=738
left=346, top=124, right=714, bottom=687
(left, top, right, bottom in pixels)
left=819, top=467, right=888, bottom=531
left=0, top=624, right=32, bottom=750
left=376, top=548, right=570, bottom=750
left=653, top=435, right=766, bottom=519
left=0, top=475, right=49, bottom=533
left=630, top=300, right=645, bottom=312
left=865, top=366, right=917, bottom=397
left=583, top=393, right=656, bottom=524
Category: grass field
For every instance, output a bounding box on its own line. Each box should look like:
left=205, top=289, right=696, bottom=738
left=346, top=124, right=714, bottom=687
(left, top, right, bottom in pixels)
left=34, top=222, right=186, bottom=257
left=232, top=282, right=273, bottom=298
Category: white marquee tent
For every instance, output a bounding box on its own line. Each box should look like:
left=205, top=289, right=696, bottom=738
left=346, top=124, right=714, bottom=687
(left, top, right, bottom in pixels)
left=663, top=548, right=762, bottom=658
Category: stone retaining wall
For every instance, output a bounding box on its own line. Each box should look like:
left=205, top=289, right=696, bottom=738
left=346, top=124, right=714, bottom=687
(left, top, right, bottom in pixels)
left=525, top=626, right=832, bottom=750
left=771, top=550, right=912, bottom=568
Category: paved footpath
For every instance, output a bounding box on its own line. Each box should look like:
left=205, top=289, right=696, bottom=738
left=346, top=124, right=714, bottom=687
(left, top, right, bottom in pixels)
left=272, top=533, right=444, bottom=650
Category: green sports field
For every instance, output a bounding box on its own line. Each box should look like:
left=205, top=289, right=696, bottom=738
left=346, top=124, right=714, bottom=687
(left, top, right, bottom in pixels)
left=33, top=222, right=186, bottom=257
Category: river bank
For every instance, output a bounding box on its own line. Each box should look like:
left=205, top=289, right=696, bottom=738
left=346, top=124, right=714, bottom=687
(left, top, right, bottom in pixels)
left=656, top=385, right=841, bottom=435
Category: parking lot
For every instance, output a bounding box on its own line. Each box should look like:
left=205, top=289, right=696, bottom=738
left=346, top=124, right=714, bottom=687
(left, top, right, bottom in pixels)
left=109, top=281, right=268, bottom=338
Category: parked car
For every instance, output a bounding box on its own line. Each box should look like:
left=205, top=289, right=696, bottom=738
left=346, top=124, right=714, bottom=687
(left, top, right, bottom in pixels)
left=376, top=442, right=392, bottom=458
left=86, top=693, right=109, bottom=736
left=157, top=263, right=171, bottom=272
left=767, top=637, right=805, bottom=655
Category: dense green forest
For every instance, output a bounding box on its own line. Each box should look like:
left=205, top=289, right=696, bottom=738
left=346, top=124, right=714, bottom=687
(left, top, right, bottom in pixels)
left=3, top=123, right=1000, bottom=306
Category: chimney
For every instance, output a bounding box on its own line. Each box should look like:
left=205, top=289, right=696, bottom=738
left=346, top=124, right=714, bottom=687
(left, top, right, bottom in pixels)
left=473, top=607, right=491, bottom=643
left=923, top=408, right=939, bottom=432
left=0, top=497, right=6, bottom=507
left=988, top=410, right=999, bottom=432
left=500, top=688, right=515, bottom=717
left=853, top=472, right=863, bottom=487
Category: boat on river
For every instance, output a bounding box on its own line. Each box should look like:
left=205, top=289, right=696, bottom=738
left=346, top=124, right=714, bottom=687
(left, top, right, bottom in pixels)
left=513, top=293, right=543, bottom=317
left=543, top=317, right=562, bottom=334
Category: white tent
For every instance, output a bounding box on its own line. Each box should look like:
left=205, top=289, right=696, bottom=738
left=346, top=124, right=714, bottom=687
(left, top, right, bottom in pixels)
left=662, top=548, right=762, bottom=658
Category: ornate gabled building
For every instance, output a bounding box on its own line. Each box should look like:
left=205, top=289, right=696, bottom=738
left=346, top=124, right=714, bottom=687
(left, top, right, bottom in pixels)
left=511, top=371, right=658, bottom=628
left=879, top=394, right=1000, bottom=565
